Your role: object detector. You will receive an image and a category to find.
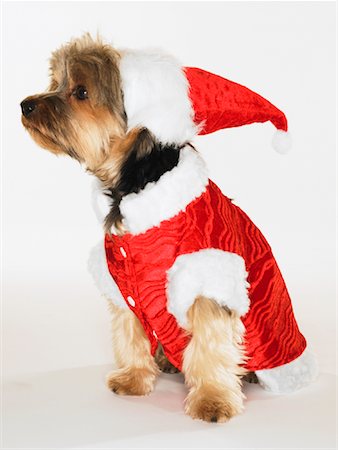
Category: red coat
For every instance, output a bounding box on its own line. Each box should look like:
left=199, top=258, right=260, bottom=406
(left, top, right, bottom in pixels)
left=104, top=180, right=306, bottom=372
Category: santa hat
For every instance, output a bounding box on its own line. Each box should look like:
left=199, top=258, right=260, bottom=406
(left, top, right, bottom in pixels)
left=119, top=49, right=291, bottom=154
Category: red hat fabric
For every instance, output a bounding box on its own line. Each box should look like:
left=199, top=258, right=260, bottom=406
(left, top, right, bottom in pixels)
left=184, top=67, right=291, bottom=153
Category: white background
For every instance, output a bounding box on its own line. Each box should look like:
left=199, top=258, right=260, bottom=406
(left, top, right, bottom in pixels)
left=2, top=1, right=336, bottom=449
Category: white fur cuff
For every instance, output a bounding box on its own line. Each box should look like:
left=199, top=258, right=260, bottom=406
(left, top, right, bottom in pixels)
left=255, top=349, right=318, bottom=394
left=166, top=249, right=250, bottom=328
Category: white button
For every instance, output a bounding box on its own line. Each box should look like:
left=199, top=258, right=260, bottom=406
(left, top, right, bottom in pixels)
left=127, top=296, right=135, bottom=307
left=120, top=247, right=127, bottom=258
left=152, top=330, right=158, bottom=339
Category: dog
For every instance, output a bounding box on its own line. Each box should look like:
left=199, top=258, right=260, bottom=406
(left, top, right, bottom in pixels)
left=21, top=34, right=317, bottom=423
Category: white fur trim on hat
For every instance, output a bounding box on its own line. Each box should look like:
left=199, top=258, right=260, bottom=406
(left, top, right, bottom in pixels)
left=120, top=146, right=209, bottom=235
left=255, top=348, right=318, bottom=394
left=166, top=249, right=250, bottom=328
left=88, top=241, right=127, bottom=309
left=119, top=48, right=198, bottom=145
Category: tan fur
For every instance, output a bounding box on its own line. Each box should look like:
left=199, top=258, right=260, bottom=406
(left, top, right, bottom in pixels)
left=182, top=296, right=247, bottom=422
left=106, top=302, right=159, bottom=396
left=93, top=128, right=141, bottom=188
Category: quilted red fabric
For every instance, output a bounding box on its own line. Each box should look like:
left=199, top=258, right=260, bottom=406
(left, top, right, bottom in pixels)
left=104, top=180, right=306, bottom=372
left=184, top=67, right=288, bottom=135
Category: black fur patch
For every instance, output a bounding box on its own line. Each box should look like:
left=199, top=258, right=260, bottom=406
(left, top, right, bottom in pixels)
left=118, top=132, right=181, bottom=196
left=104, top=129, right=183, bottom=232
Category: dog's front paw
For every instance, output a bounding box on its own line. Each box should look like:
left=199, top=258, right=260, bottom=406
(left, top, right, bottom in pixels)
left=185, top=384, right=244, bottom=423
left=106, top=367, right=156, bottom=396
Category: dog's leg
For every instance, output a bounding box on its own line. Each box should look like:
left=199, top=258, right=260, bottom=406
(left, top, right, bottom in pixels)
left=182, top=296, right=246, bottom=422
left=106, top=303, right=159, bottom=396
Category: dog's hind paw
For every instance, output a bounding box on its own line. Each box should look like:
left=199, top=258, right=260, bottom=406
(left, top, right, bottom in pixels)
left=155, top=344, right=180, bottom=374
left=243, top=371, right=259, bottom=384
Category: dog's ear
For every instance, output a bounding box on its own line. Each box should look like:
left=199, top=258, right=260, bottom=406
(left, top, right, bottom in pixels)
left=126, top=127, right=156, bottom=159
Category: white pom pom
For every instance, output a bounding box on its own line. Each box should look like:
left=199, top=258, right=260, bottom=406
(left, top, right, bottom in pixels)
left=272, top=130, right=292, bottom=154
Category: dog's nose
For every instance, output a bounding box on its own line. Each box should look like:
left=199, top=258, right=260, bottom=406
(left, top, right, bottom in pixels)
left=21, top=99, right=36, bottom=117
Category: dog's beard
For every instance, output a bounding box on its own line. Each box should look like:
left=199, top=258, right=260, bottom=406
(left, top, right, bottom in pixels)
left=22, top=118, right=68, bottom=156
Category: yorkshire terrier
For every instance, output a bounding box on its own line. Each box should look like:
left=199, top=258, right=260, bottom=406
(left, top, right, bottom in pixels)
left=21, top=34, right=317, bottom=423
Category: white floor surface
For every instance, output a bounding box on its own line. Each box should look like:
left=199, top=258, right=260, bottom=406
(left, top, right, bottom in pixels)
left=2, top=365, right=336, bottom=449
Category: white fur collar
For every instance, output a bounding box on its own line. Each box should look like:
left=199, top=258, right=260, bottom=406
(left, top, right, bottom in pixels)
left=120, top=147, right=209, bottom=235
left=119, top=49, right=198, bottom=145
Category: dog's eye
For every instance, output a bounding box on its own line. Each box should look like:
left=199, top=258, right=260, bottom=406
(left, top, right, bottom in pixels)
left=74, top=86, right=88, bottom=100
